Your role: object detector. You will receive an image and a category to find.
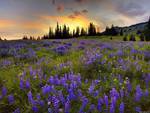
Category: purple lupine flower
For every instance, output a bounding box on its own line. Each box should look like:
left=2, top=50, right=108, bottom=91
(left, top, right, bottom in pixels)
left=111, top=96, right=117, bottom=107
left=144, top=89, right=149, bottom=97
left=88, top=104, right=95, bottom=112
left=8, top=94, right=15, bottom=105
left=20, top=79, right=24, bottom=90
left=126, top=79, right=132, bottom=93
left=120, top=89, right=124, bottom=98
left=52, top=96, right=60, bottom=111
left=88, top=84, right=95, bottom=94
left=48, top=107, right=53, bottom=113
left=85, top=79, right=88, bottom=84
left=117, top=50, right=124, bottom=57
left=26, top=79, right=30, bottom=89
left=0, top=95, right=2, bottom=100
left=135, top=107, right=141, bottom=112
left=42, top=85, right=52, bottom=95
left=135, top=85, right=143, bottom=102
left=94, top=90, right=99, bottom=97
left=145, top=74, right=150, bottom=88
left=119, top=102, right=124, bottom=113
left=97, top=98, right=102, bottom=112
left=104, top=95, right=109, bottom=108
left=110, top=104, right=115, bottom=113
left=27, top=91, right=34, bottom=104
left=39, top=100, right=45, bottom=107
left=110, top=88, right=119, bottom=99
left=79, top=96, right=88, bottom=113
left=2, top=86, right=7, bottom=97
left=77, top=89, right=82, bottom=97
left=36, top=93, right=41, bottom=100
left=13, top=108, right=20, bottom=113
left=58, top=91, right=65, bottom=104
left=68, top=88, right=76, bottom=100
left=32, top=106, right=38, bottom=113
left=65, top=101, right=70, bottom=113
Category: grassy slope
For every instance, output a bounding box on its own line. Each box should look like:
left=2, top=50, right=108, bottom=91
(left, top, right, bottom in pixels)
left=0, top=36, right=150, bottom=113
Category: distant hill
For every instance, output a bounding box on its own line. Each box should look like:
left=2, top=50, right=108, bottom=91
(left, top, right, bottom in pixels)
left=102, top=21, right=148, bottom=35
left=115, top=22, right=148, bottom=35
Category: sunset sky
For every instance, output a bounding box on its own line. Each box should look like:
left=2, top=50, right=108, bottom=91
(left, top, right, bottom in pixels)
left=0, top=0, right=149, bottom=40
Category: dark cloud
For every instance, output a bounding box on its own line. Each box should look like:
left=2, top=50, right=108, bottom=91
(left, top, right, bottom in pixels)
left=75, top=0, right=86, bottom=3
left=68, top=15, right=76, bottom=19
left=74, top=11, right=82, bottom=16
left=68, top=9, right=88, bottom=19
left=114, top=1, right=146, bottom=17
left=52, top=0, right=56, bottom=5
left=56, top=4, right=64, bottom=12
left=82, top=9, right=88, bottom=13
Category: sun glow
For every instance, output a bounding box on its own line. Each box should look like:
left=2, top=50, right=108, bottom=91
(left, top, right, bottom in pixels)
left=41, top=15, right=98, bottom=32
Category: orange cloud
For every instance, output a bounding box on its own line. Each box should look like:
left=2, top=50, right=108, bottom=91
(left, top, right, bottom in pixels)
left=22, top=21, right=47, bottom=30
left=0, top=19, right=15, bottom=28
left=0, top=18, right=49, bottom=40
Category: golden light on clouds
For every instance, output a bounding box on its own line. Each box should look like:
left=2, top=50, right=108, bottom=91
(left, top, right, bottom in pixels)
left=0, top=19, right=15, bottom=28
left=41, top=15, right=99, bottom=31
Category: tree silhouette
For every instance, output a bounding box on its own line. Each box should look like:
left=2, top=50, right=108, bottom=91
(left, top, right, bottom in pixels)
left=88, top=23, right=96, bottom=36
left=49, top=27, right=54, bottom=39
left=139, top=34, right=145, bottom=41
left=22, top=35, right=28, bottom=40
left=129, top=34, right=136, bottom=41
left=111, top=25, right=118, bottom=36
left=123, top=35, right=128, bottom=41
left=144, top=17, right=150, bottom=41
left=75, top=27, right=80, bottom=37
left=81, top=28, right=87, bottom=36
left=55, top=22, right=62, bottom=39
left=72, top=29, right=76, bottom=38
left=37, top=36, right=41, bottom=40
left=62, top=24, right=70, bottom=39
left=120, top=29, right=123, bottom=36
left=103, top=25, right=118, bottom=36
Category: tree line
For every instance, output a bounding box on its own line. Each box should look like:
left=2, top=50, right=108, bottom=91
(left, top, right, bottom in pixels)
left=1, top=18, right=149, bottom=41
left=42, top=22, right=97, bottom=39
left=21, top=22, right=97, bottom=40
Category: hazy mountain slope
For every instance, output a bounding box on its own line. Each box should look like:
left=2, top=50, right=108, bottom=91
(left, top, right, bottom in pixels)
left=116, top=22, right=148, bottom=34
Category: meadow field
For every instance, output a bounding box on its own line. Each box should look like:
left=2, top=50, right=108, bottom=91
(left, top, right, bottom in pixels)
left=0, top=36, right=150, bottom=113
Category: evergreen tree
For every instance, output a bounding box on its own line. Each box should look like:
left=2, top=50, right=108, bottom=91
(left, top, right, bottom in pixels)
left=123, top=35, right=128, bottom=41
left=37, top=36, right=41, bottom=40
left=104, top=25, right=118, bottom=36
left=75, top=27, right=80, bottom=37
left=120, top=29, right=123, bottom=36
left=49, top=27, right=54, bottom=39
left=66, top=27, right=70, bottom=38
left=55, top=22, right=61, bottom=39
left=42, top=35, right=49, bottom=39
left=129, top=34, right=136, bottom=41
left=111, top=25, right=118, bottom=36
left=22, top=36, right=28, bottom=40
left=30, top=36, right=33, bottom=40
left=104, top=26, right=110, bottom=35
left=88, top=23, right=96, bottom=36
left=62, top=24, right=70, bottom=39
left=144, top=17, right=150, bottom=41
left=81, top=28, right=87, bottom=36
left=72, top=29, right=76, bottom=38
